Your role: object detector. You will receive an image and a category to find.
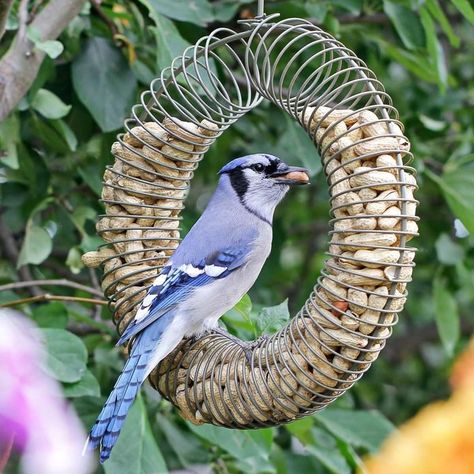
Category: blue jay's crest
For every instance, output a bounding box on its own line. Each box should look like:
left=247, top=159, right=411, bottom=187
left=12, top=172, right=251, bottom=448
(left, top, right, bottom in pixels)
left=87, top=153, right=309, bottom=463
left=218, top=154, right=280, bottom=175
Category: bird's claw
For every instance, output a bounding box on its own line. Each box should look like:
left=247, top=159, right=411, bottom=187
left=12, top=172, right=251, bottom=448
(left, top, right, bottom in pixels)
left=205, top=328, right=271, bottom=365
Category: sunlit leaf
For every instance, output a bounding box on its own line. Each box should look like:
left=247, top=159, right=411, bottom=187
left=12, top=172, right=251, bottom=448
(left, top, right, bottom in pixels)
left=66, top=246, right=84, bottom=274
left=17, top=224, right=53, bottom=267
left=31, top=89, right=71, bottom=120
left=451, top=0, right=474, bottom=24
left=27, top=26, right=64, bottom=58
left=425, top=0, right=460, bottom=47
left=256, top=299, right=290, bottom=335
left=420, top=6, right=447, bottom=92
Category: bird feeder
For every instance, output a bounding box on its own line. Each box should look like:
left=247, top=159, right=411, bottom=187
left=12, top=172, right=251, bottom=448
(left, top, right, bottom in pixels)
left=82, top=1, right=418, bottom=428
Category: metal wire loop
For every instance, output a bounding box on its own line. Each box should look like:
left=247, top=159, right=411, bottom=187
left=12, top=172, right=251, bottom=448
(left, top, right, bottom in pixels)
left=82, top=16, right=418, bottom=428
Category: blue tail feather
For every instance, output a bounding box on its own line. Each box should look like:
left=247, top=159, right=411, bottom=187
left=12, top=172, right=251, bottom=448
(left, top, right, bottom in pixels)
left=87, top=312, right=175, bottom=463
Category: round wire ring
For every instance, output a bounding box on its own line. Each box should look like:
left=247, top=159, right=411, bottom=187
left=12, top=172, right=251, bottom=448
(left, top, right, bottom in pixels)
left=82, top=15, right=419, bottom=428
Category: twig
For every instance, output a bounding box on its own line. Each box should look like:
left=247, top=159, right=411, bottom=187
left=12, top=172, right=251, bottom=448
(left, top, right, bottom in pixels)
left=90, top=0, right=120, bottom=39
left=0, top=0, right=87, bottom=120
left=0, top=279, right=104, bottom=298
left=0, top=213, right=42, bottom=296
left=0, top=294, right=108, bottom=308
left=0, top=0, right=14, bottom=41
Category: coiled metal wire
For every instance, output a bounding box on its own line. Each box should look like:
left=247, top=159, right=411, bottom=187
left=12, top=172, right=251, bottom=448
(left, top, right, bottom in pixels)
left=84, top=14, right=419, bottom=428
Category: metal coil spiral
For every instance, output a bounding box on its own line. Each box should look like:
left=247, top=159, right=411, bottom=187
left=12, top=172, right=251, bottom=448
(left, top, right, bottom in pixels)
left=82, top=14, right=419, bottom=428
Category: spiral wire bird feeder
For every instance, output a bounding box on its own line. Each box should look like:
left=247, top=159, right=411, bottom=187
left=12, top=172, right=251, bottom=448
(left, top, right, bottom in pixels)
left=82, top=2, right=419, bottom=428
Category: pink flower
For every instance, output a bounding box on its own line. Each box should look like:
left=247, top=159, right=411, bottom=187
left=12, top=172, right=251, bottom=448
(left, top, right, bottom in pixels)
left=0, top=309, right=93, bottom=474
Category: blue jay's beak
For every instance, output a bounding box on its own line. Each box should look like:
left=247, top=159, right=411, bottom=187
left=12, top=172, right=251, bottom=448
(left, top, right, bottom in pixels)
left=270, top=165, right=310, bottom=185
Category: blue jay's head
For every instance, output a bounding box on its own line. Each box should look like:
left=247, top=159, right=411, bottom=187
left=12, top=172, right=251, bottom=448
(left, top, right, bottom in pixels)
left=218, top=154, right=309, bottom=221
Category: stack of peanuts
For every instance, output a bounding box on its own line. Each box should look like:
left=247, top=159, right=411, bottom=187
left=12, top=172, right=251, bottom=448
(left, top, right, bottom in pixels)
left=82, top=105, right=418, bottom=429
left=81, top=116, right=219, bottom=333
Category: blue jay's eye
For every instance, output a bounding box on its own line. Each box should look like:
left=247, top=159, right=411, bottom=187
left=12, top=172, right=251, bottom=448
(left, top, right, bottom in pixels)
left=251, top=163, right=265, bottom=172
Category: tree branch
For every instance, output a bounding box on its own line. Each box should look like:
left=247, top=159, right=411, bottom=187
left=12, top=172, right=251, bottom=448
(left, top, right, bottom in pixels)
left=0, top=293, right=107, bottom=308
left=0, top=0, right=86, bottom=120
left=0, top=278, right=105, bottom=298
left=0, top=0, right=14, bottom=41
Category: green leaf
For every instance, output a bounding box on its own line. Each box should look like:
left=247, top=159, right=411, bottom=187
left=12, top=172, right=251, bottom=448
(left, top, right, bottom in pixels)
left=213, top=0, right=254, bottom=22
left=41, top=328, right=88, bottom=383
left=0, top=115, right=20, bottom=169
left=149, top=14, right=190, bottom=71
left=142, top=0, right=214, bottom=26
left=425, top=0, right=460, bottom=47
left=435, top=233, right=465, bottom=265
left=187, top=423, right=274, bottom=473
left=17, top=224, right=53, bottom=267
left=418, top=114, right=447, bottom=131
left=104, top=395, right=167, bottom=474
left=156, top=414, right=210, bottom=466
left=31, top=89, right=71, bottom=120
left=451, top=0, right=474, bottom=24
left=50, top=119, right=78, bottom=151
left=305, top=2, right=328, bottom=21
left=433, top=274, right=460, bottom=357
left=382, top=42, right=435, bottom=82
left=383, top=1, right=425, bottom=50
left=285, top=417, right=315, bottom=444
left=27, top=26, right=64, bottom=58
left=72, top=37, right=137, bottom=132
left=428, top=165, right=474, bottom=234
left=304, top=427, right=351, bottom=474
left=66, top=246, right=84, bottom=274
left=223, top=293, right=254, bottom=333
left=36, top=40, right=64, bottom=59
left=420, top=6, right=447, bottom=92
left=31, top=301, right=68, bottom=328
left=256, top=299, right=290, bottom=335
left=29, top=114, right=72, bottom=153
left=63, top=369, right=101, bottom=398
left=315, top=409, right=395, bottom=453
left=277, top=114, right=321, bottom=176
left=70, top=205, right=97, bottom=234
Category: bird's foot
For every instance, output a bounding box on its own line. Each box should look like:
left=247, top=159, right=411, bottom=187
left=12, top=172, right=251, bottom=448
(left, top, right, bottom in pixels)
left=210, top=328, right=270, bottom=365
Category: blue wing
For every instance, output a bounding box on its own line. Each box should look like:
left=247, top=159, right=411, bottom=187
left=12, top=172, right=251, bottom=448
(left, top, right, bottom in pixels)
left=116, top=246, right=251, bottom=345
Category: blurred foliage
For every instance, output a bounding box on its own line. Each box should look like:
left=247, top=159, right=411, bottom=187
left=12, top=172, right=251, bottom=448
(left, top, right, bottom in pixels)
left=0, top=0, right=473, bottom=473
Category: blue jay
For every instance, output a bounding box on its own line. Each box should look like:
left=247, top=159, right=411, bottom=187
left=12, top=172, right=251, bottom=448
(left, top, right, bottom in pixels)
left=87, top=153, right=309, bottom=462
